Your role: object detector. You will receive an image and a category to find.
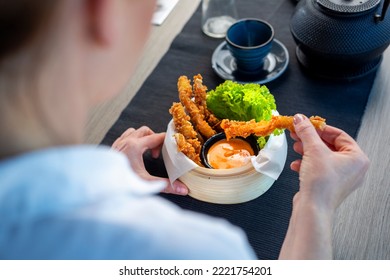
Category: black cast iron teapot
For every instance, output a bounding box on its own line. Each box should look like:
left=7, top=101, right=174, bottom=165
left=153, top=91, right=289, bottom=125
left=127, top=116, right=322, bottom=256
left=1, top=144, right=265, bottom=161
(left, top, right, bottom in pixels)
left=290, top=0, right=390, bottom=79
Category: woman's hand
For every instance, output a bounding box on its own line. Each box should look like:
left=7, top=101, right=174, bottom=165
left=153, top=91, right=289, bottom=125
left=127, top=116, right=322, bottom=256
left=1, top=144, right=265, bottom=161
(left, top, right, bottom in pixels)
left=279, top=114, right=370, bottom=259
left=112, top=126, right=188, bottom=196
left=290, top=114, right=370, bottom=212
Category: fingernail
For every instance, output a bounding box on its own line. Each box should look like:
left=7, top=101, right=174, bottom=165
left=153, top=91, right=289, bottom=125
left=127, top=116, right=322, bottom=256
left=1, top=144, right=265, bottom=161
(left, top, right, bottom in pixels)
left=177, top=186, right=188, bottom=195
left=294, top=114, right=304, bottom=125
left=173, top=181, right=188, bottom=195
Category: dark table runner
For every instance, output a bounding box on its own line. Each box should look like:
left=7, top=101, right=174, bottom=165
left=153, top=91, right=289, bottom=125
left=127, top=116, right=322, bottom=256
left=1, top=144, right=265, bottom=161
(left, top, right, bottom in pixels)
left=101, top=0, right=376, bottom=259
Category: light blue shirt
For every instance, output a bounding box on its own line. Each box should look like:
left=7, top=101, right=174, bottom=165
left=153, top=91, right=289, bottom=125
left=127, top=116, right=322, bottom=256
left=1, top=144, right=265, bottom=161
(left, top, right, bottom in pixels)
left=0, top=146, right=256, bottom=259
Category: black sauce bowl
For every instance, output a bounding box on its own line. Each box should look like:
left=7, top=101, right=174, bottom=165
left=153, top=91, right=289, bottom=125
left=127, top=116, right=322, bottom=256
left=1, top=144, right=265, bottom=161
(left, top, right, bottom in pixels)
left=201, top=132, right=260, bottom=169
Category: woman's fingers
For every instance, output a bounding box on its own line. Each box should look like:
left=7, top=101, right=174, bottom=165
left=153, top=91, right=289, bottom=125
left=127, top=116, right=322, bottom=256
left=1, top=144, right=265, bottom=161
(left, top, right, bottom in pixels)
left=131, top=126, right=155, bottom=138
left=111, top=126, right=189, bottom=196
left=293, top=141, right=303, bottom=155
left=161, top=180, right=189, bottom=196
left=290, top=159, right=301, bottom=173
left=121, top=127, right=136, bottom=138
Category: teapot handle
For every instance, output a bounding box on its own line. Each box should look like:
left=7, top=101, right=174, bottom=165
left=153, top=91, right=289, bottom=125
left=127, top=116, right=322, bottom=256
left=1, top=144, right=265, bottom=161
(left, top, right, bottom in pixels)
left=375, top=0, right=389, bottom=21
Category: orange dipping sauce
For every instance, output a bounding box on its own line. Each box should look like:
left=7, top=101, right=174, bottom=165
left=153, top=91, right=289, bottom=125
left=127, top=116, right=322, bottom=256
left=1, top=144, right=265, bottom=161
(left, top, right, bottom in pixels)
left=207, top=138, right=255, bottom=169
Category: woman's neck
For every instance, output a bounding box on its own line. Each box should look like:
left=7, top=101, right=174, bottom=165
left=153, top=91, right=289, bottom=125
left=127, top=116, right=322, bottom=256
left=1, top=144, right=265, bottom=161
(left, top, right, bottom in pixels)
left=0, top=69, right=87, bottom=159
left=0, top=99, right=85, bottom=159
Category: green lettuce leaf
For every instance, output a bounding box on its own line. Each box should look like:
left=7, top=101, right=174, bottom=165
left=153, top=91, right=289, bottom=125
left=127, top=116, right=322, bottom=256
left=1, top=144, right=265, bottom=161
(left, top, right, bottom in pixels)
left=206, top=81, right=276, bottom=122
left=206, top=81, right=278, bottom=149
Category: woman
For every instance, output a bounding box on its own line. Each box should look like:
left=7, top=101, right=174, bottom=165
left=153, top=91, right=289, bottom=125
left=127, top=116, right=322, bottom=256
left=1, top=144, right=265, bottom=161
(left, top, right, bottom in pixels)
left=0, top=0, right=369, bottom=259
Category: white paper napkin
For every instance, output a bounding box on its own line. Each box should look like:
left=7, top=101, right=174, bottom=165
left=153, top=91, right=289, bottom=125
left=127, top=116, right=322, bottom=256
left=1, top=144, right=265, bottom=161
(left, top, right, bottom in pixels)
left=152, top=0, right=179, bottom=26
left=162, top=120, right=288, bottom=184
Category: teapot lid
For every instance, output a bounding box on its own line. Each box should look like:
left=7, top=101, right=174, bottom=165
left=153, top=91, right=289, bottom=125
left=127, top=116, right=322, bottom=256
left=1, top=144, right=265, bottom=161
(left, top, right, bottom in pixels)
left=317, top=0, right=381, bottom=14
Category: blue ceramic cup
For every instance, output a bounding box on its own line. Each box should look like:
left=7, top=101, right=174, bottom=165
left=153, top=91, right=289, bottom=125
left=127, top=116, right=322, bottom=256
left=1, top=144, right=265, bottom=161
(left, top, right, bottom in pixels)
left=226, top=19, right=274, bottom=74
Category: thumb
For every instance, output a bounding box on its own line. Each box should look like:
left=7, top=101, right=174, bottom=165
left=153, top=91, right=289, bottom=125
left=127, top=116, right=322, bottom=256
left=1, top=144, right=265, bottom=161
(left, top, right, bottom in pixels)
left=293, top=114, right=323, bottom=147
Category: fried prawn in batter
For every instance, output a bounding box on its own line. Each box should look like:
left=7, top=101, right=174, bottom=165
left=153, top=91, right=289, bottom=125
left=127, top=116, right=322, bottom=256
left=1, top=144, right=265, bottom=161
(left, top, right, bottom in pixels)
left=169, top=102, right=203, bottom=166
left=221, top=116, right=326, bottom=140
left=193, top=74, right=220, bottom=128
left=193, top=74, right=208, bottom=116
left=174, top=133, right=203, bottom=166
left=178, top=76, right=216, bottom=139
left=169, top=102, right=197, bottom=140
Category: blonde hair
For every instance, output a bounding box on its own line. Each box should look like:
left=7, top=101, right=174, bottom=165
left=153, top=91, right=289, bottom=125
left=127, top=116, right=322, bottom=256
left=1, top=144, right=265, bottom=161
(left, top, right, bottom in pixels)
left=0, top=0, right=58, bottom=62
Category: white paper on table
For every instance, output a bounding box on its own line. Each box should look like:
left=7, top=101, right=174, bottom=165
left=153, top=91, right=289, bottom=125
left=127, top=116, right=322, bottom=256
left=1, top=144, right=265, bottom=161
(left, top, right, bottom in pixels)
left=152, top=0, right=179, bottom=26
left=162, top=120, right=288, bottom=184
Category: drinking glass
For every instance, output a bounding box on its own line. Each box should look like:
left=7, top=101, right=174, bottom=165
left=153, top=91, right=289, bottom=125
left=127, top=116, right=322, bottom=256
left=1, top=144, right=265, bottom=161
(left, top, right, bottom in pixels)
left=202, top=0, right=238, bottom=38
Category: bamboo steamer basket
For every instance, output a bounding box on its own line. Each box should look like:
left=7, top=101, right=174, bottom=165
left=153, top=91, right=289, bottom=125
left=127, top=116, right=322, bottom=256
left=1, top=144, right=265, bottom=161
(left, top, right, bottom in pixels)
left=179, top=163, right=275, bottom=204
left=163, top=120, right=286, bottom=204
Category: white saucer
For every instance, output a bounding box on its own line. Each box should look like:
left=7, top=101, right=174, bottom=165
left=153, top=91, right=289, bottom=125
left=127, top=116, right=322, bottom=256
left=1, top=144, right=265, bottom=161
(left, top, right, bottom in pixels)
left=211, top=39, right=289, bottom=84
